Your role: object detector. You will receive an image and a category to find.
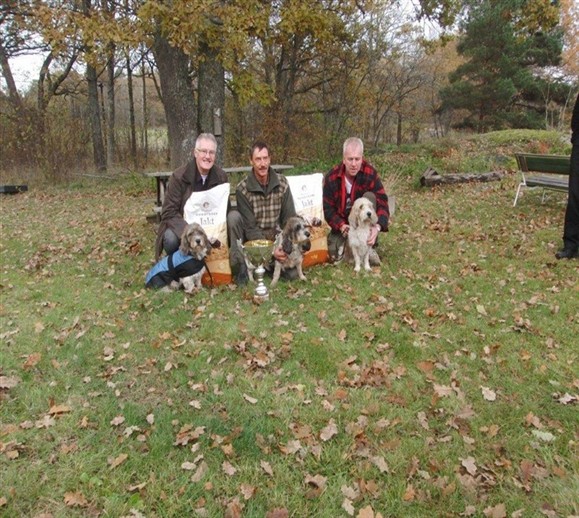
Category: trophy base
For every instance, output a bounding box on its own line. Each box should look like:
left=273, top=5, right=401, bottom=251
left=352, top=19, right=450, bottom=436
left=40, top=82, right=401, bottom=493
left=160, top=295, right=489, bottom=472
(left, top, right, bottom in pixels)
left=253, top=293, right=269, bottom=304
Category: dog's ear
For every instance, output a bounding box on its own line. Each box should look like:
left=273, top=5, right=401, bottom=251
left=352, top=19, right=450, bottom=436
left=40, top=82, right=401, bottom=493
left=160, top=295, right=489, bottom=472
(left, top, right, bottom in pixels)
left=348, top=204, right=359, bottom=228
left=209, top=238, right=221, bottom=249
left=179, top=224, right=195, bottom=253
left=179, top=231, right=193, bottom=255
left=282, top=235, right=293, bottom=255
left=180, top=242, right=192, bottom=255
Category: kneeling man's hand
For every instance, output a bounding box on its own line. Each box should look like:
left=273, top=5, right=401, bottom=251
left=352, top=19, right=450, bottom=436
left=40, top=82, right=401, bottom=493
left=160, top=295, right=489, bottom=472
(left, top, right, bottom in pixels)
left=367, top=224, right=380, bottom=246
left=273, top=247, right=288, bottom=262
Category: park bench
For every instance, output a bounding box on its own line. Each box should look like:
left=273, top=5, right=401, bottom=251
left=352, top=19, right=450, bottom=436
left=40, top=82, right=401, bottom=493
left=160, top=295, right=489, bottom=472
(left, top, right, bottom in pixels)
left=513, top=153, right=570, bottom=206
left=144, top=165, right=294, bottom=220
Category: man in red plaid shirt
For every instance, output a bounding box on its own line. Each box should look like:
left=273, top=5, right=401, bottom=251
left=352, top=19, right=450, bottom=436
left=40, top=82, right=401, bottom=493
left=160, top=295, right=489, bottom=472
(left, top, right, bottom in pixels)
left=323, top=137, right=390, bottom=263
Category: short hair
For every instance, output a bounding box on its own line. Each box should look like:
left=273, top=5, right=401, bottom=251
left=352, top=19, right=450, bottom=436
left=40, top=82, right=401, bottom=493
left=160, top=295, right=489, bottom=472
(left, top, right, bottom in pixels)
left=250, top=140, right=269, bottom=159
left=196, top=133, right=217, bottom=148
left=343, top=137, right=363, bottom=155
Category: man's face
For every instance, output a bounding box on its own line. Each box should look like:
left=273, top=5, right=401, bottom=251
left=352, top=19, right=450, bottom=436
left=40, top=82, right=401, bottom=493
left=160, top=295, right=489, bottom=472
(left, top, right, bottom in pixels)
left=194, top=138, right=217, bottom=174
left=343, top=144, right=363, bottom=180
left=250, top=146, right=271, bottom=185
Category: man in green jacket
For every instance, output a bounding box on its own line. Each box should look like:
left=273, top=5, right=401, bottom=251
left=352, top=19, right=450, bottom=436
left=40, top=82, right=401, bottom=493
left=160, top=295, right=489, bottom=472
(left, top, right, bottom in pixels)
left=227, top=141, right=297, bottom=285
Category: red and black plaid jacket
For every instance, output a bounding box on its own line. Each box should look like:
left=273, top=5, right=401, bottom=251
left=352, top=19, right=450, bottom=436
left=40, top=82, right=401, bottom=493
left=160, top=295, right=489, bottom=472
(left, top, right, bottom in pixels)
left=323, top=160, right=390, bottom=232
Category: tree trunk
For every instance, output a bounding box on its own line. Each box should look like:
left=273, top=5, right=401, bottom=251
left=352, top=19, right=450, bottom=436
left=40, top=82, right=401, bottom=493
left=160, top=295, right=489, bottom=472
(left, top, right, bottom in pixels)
left=0, top=41, right=24, bottom=113
left=198, top=39, right=225, bottom=165
left=141, top=53, right=149, bottom=162
left=106, top=48, right=116, bottom=168
left=151, top=32, right=196, bottom=169
left=420, top=167, right=504, bottom=187
left=396, top=111, right=402, bottom=146
left=126, top=51, right=137, bottom=169
left=86, top=63, right=107, bottom=172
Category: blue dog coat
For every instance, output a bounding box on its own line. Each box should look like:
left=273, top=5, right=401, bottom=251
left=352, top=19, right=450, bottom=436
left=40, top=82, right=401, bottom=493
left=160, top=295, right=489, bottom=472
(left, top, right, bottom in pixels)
left=145, top=250, right=206, bottom=289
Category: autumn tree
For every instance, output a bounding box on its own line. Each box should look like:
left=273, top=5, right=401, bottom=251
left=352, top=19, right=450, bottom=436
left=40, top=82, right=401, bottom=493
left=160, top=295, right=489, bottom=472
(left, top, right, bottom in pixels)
left=439, top=0, right=565, bottom=132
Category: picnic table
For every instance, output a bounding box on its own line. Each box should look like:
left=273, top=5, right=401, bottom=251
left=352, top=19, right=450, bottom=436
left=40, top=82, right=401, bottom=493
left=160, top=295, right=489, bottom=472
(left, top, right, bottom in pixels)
left=145, top=165, right=294, bottom=210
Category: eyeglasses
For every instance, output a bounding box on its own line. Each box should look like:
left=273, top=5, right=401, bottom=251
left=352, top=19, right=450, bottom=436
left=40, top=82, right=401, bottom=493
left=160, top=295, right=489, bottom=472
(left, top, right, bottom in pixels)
left=196, top=148, right=216, bottom=156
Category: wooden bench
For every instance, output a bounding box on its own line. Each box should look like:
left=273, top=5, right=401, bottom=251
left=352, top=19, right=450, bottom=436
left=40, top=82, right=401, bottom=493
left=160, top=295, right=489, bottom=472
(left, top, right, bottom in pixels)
left=144, top=165, right=294, bottom=220
left=513, top=153, right=570, bottom=206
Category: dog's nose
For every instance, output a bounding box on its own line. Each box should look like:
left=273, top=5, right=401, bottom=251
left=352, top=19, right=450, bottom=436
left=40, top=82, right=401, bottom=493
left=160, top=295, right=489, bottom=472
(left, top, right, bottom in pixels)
left=305, top=231, right=310, bottom=237
left=196, top=239, right=201, bottom=245
left=366, top=211, right=372, bottom=218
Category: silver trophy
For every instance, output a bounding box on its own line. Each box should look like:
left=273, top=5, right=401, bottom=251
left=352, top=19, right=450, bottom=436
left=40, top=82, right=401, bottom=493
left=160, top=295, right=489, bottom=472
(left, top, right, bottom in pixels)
left=243, top=239, right=274, bottom=303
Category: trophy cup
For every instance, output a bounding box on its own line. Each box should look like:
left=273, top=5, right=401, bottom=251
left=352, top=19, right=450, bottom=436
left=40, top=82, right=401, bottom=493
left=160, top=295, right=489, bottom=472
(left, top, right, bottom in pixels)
left=243, top=239, right=274, bottom=303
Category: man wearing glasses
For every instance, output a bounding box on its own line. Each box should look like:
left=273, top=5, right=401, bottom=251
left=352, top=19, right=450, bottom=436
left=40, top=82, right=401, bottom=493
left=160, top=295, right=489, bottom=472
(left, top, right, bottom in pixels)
left=154, top=133, right=228, bottom=259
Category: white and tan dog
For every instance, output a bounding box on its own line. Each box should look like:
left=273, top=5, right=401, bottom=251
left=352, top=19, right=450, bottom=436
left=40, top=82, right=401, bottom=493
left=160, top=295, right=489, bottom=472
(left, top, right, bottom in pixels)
left=146, top=222, right=213, bottom=292
left=347, top=197, right=378, bottom=272
left=270, top=216, right=311, bottom=287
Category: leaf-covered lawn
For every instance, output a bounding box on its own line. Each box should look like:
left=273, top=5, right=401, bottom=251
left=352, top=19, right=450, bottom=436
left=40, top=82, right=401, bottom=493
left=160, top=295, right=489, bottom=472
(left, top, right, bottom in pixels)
left=1, top=163, right=577, bottom=517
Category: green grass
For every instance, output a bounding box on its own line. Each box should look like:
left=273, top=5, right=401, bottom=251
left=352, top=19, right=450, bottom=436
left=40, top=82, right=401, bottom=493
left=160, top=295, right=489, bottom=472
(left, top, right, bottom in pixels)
left=1, top=131, right=578, bottom=517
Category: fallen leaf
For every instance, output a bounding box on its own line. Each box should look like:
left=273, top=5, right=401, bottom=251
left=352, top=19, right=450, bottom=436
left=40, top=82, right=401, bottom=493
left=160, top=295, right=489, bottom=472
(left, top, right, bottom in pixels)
left=371, top=455, right=389, bottom=473
left=224, top=499, right=243, bottom=518
left=23, top=352, right=42, bottom=369
left=280, top=439, right=302, bottom=455
left=63, top=491, right=88, bottom=507
left=243, top=394, right=258, bottom=404
left=342, top=498, right=355, bottom=516
left=341, top=484, right=360, bottom=500
left=0, top=376, right=19, bottom=389
left=483, top=503, right=506, bottom=518
left=266, top=508, right=289, bottom=518
left=433, top=384, right=453, bottom=397
left=358, top=505, right=382, bottom=517
left=127, top=481, right=147, bottom=492
left=320, top=419, right=338, bottom=441
left=260, top=460, right=274, bottom=476
left=240, top=483, right=256, bottom=500
left=525, top=412, right=543, bottom=429
left=48, top=404, right=71, bottom=415
left=305, top=473, right=327, bottom=489
left=481, top=386, right=497, bottom=401
left=554, top=392, right=577, bottom=405
left=109, top=453, right=128, bottom=468
left=304, top=473, right=327, bottom=499
left=222, top=461, right=237, bottom=476
left=531, top=430, right=555, bottom=442
left=110, top=415, right=125, bottom=426
left=402, top=484, right=415, bottom=501
left=35, top=415, right=55, bottom=428
left=461, top=456, right=477, bottom=476
left=191, top=461, right=209, bottom=482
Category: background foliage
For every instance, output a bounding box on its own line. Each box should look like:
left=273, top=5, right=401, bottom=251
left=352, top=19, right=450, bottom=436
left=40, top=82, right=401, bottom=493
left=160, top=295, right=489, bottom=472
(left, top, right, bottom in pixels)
left=1, top=0, right=577, bottom=182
